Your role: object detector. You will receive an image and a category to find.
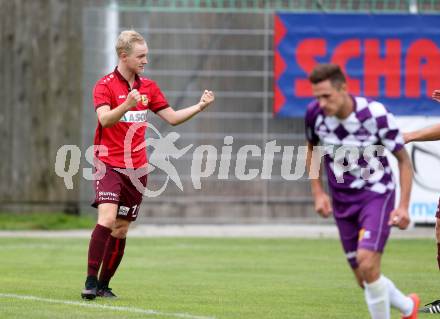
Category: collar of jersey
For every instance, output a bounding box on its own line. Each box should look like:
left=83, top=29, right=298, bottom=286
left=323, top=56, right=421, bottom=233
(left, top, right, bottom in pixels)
left=114, top=66, right=141, bottom=90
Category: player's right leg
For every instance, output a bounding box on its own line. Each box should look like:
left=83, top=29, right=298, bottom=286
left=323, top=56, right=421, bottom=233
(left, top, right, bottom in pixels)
left=81, top=165, right=122, bottom=300
left=97, top=218, right=131, bottom=298
left=333, top=215, right=362, bottom=285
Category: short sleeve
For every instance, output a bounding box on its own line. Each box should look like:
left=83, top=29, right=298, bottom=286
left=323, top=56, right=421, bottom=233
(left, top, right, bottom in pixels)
left=376, top=110, right=404, bottom=153
left=305, top=101, right=320, bottom=146
left=149, top=82, right=169, bottom=113
left=93, top=83, right=112, bottom=110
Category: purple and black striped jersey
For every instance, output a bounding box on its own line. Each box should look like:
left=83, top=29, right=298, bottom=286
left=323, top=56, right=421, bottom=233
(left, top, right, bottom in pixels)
left=305, top=96, right=404, bottom=206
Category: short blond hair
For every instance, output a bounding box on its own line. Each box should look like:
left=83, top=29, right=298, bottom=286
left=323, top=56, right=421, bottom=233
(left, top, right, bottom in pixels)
left=115, top=30, right=145, bottom=57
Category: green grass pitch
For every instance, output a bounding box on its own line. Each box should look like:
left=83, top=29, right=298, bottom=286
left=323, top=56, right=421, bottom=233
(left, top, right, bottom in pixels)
left=0, top=237, right=437, bottom=318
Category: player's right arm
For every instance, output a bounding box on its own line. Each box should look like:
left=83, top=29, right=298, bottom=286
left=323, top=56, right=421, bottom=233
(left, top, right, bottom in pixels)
left=96, top=90, right=141, bottom=128
left=306, top=142, right=332, bottom=218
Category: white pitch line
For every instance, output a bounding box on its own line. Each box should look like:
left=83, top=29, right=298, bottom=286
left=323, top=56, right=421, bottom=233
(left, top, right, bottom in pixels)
left=0, top=293, right=216, bottom=319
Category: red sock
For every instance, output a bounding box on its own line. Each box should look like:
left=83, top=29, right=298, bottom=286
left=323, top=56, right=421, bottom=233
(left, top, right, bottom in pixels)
left=437, top=243, right=440, bottom=270
left=99, top=236, right=126, bottom=286
left=87, top=224, right=112, bottom=277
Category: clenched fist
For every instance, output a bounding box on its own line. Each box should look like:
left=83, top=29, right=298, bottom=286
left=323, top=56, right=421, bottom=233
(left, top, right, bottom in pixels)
left=388, top=207, right=410, bottom=230
left=126, top=89, right=141, bottom=108
left=199, top=90, right=215, bottom=111
left=433, top=89, right=440, bottom=103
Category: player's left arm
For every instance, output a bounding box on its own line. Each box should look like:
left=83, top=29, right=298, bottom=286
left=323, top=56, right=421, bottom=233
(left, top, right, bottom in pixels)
left=403, top=89, right=440, bottom=143
left=157, top=90, right=214, bottom=126
left=388, top=148, right=413, bottom=229
left=404, top=124, right=440, bottom=144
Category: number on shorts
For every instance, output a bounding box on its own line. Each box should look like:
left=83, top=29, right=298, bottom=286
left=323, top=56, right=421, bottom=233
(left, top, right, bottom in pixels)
left=131, top=205, right=139, bottom=218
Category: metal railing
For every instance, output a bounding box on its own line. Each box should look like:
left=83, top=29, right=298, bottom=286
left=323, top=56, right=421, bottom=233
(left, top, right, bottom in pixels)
left=109, top=0, right=439, bottom=13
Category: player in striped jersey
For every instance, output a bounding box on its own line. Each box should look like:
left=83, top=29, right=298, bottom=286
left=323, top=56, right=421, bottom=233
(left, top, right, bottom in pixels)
left=305, top=64, right=419, bottom=319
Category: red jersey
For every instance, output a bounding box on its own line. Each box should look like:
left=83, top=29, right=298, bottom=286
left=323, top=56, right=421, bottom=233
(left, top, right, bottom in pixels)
left=93, top=67, right=169, bottom=168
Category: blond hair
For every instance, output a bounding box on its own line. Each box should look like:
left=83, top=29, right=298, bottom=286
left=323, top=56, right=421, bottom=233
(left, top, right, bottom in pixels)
left=115, top=30, right=145, bottom=57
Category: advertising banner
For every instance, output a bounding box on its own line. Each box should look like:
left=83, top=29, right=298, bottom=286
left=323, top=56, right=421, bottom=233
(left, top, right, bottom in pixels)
left=274, top=13, right=440, bottom=117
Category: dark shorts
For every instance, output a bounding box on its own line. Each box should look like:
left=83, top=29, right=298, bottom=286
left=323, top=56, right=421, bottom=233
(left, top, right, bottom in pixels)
left=436, top=197, right=440, bottom=219
left=92, top=164, right=147, bottom=222
left=333, top=191, right=395, bottom=269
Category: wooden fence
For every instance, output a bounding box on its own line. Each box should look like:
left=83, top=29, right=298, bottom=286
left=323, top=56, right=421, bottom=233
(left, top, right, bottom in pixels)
left=0, top=0, right=83, bottom=213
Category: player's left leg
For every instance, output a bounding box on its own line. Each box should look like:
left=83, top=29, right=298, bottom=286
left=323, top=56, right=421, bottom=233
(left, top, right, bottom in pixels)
left=419, top=208, right=440, bottom=313
left=432, top=202, right=440, bottom=274
left=434, top=205, right=440, bottom=269
left=357, top=249, right=419, bottom=319
left=97, top=218, right=130, bottom=298
left=358, top=193, right=419, bottom=319
left=356, top=249, right=390, bottom=319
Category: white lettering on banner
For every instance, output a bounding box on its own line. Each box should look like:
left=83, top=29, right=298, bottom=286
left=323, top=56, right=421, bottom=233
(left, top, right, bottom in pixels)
left=120, top=110, right=148, bottom=123
left=411, top=202, right=438, bottom=219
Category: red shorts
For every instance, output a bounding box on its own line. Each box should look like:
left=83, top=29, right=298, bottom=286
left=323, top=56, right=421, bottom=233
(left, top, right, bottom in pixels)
left=92, top=164, right=147, bottom=221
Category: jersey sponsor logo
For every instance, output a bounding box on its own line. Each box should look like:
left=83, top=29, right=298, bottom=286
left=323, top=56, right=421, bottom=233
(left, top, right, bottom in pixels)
left=120, top=110, right=148, bottom=123
left=141, top=95, right=149, bottom=106
left=118, top=95, right=127, bottom=99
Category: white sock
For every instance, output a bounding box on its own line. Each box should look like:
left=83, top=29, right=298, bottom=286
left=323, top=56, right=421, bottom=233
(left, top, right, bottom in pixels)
left=364, top=275, right=390, bottom=319
left=383, top=276, right=413, bottom=316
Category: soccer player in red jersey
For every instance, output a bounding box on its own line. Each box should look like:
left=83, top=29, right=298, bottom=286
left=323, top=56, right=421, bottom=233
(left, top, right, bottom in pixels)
left=81, top=30, right=215, bottom=300
left=403, top=89, right=440, bottom=313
